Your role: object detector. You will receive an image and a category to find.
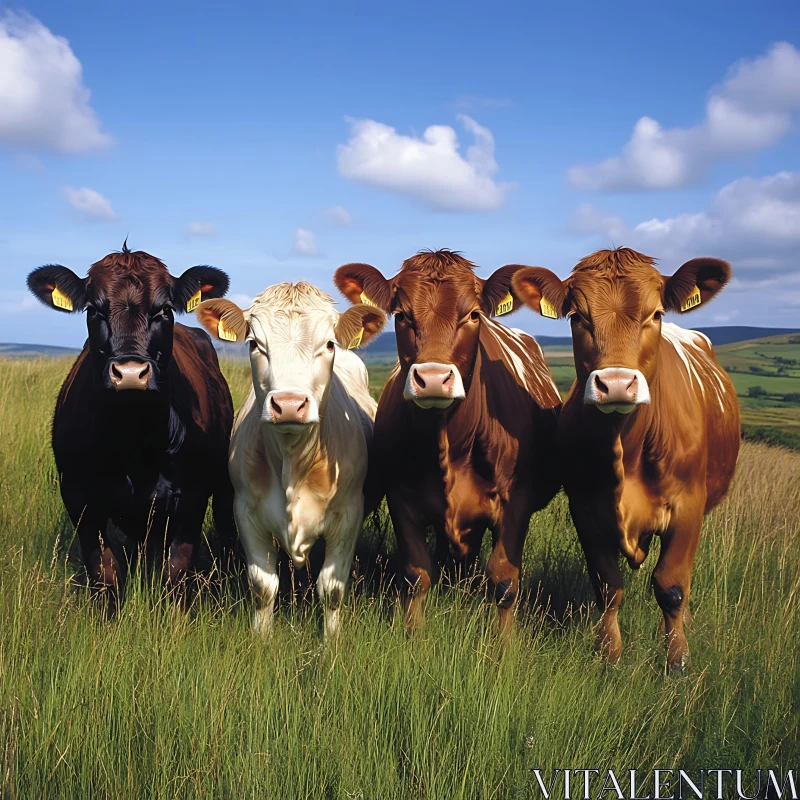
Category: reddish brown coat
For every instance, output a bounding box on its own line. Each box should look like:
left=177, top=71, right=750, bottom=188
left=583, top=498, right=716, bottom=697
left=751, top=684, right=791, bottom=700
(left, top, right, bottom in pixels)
left=513, top=248, right=740, bottom=669
left=335, top=250, right=561, bottom=634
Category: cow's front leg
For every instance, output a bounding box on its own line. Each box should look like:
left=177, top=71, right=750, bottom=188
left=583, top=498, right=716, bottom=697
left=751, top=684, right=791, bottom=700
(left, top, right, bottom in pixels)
left=652, top=510, right=702, bottom=673
left=61, top=476, right=124, bottom=612
left=571, top=502, right=625, bottom=663
left=389, top=493, right=434, bottom=631
left=165, top=487, right=208, bottom=607
left=235, top=498, right=279, bottom=637
left=486, top=502, right=529, bottom=643
left=317, top=509, right=361, bottom=640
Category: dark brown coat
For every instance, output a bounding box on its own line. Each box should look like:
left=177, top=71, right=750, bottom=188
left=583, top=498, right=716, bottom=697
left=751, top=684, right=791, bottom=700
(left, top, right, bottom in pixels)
left=28, top=247, right=236, bottom=606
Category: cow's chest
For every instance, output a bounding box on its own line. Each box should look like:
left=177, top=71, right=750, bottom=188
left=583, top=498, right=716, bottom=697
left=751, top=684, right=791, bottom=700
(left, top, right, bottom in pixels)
left=255, top=463, right=338, bottom=566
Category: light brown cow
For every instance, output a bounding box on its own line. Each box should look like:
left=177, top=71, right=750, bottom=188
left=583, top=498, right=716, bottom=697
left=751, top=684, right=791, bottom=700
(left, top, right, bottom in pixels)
left=513, top=248, right=740, bottom=670
left=335, top=250, right=562, bottom=637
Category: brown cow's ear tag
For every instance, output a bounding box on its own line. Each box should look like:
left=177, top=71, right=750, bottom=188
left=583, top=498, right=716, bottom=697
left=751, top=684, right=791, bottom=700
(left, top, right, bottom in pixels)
left=217, top=318, right=238, bottom=342
left=495, top=292, right=514, bottom=316
left=539, top=297, right=558, bottom=319
left=52, top=286, right=73, bottom=311
left=186, top=289, right=202, bottom=312
left=360, top=291, right=378, bottom=309
left=680, top=285, right=702, bottom=312
left=348, top=328, right=364, bottom=349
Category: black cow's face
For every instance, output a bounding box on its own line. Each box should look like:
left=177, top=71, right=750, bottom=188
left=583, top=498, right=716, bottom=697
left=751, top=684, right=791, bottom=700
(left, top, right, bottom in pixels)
left=28, top=248, right=228, bottom=393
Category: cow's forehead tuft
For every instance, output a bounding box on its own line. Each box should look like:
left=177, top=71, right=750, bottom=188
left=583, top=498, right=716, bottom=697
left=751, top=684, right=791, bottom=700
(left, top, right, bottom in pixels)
left=250, top=281, right=335, bottom=312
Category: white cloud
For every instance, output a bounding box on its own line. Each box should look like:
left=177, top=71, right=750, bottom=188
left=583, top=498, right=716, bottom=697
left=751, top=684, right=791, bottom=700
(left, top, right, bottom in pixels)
left=336, top=115, right=512, bottom=212
left=569, top=203, right=627, bottom=241
left=61, top=186, right=117, bottom=221
left=294, top=227, right=320, bottom=257
left=567, top=42, right=800, bottom=191
left=571, top=171, right=800, bottom=271
left=323, top=205, right=352, bottom=227
left=0, top=12, right=111, bottom=154
left=186, top=221, right=216, bottom=237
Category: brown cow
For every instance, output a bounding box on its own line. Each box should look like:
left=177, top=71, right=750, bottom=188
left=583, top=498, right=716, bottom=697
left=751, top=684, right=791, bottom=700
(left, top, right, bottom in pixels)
left=513, top=247, right=740, bottom=670
left=335, top=250, right=562, bottom=636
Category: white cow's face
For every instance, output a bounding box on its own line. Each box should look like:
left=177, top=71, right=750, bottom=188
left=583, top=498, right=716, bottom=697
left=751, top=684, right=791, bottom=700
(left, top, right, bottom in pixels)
left=193, top=281, right=387, bottom=436
left=247, top=307, right=338, bottom=433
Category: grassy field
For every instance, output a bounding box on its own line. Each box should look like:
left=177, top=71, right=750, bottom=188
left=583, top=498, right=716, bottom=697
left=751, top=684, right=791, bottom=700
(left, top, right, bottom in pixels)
left=0, top=356, right=799, bottom=798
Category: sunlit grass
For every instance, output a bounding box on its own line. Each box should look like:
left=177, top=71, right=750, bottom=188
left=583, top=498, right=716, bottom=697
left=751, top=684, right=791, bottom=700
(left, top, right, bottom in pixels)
left=0, top=357, right=798, bottom=798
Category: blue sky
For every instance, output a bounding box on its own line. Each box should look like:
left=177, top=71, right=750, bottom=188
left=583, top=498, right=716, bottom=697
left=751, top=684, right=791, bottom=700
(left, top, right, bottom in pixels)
left=1, top=1, right=799, bottom=347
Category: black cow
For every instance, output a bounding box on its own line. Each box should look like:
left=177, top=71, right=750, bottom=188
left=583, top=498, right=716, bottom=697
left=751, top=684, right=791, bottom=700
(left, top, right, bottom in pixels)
left=27, top=243, right=236, bottom=608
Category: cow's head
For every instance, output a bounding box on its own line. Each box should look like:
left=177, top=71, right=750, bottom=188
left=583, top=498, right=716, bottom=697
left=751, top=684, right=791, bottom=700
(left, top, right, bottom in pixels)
left=196, top=282, right=384, bottom=434
left=334, top=250, right=527, bottom=410
left=513, top=248, right=731, bottom=415
left=27, top=244, right=228, bottom=392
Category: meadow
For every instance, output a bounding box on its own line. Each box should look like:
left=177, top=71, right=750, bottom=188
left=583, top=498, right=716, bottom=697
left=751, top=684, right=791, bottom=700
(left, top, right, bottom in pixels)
left=0, top=355, right=798, bottom=798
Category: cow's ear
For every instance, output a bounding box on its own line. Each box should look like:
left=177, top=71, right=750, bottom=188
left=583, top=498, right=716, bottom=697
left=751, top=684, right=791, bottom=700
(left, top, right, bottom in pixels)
left=173, top=266, right=230, bottom=314
left=195, top=299, right=248, bottom=343
left=333, top=263, right=391, bottom=313
left=482, top=264, right=538, bottom=317
left=511, top=267, right=568, bottom=319
left=664, top=257, right=732, bottom=314
left=334, top=304, right=387, bottom=350
left=27, top=265, right=86, bottom=313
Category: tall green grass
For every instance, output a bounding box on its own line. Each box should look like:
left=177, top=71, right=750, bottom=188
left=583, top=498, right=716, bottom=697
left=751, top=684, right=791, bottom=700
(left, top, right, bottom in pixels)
left=0, top=357, right=798, bottom=798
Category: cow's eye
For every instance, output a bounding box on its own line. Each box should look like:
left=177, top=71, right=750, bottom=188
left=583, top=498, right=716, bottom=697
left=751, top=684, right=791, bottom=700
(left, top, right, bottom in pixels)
left=470, top=310, right=481, bottom=322
left=394, top=311, right=405, bottom=323
left=326, top=340, right=335, bottom=353
left=652, top=311, right=663, bottom=322
left=150, top=306, right=173, bottom=323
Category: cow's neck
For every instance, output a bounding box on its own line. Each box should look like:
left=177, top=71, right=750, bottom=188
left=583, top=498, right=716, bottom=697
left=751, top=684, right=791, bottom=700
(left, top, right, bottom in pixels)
left=571, top=371, right=666, bottom=499
left=263, top=419, right=329, bottom=493
left=403, top=350, right=482, bottom=473
left=96, top=389, right=174, bottom=459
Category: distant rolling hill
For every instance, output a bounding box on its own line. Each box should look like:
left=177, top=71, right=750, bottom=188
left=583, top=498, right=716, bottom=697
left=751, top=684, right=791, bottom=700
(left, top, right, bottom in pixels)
left=0, top=343, right=81, bottom=358
left=3, top=326, right=798, bottom=362
left=358, top=326, right=800, bottom=357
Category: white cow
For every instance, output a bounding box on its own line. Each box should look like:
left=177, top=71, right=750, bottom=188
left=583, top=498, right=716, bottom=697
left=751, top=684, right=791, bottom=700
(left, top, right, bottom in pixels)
left=195, top=282, right=385, bottom=638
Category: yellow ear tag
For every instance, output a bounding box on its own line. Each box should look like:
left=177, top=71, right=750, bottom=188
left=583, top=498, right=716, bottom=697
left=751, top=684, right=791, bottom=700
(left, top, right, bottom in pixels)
left=51, top=286, right=73, bottom=311
left=360, top=291, right=379, bottom=309
left=681, top=285, right=702, bottom=312
left=348, top=327, right=364, bottom=350
left=217, top=318, right=238, bottom=342
left=186, top=289, right=202, bottom=312
left=540, top=297, right=558, bottom=319
left=495, top=291, right=514, bottom=316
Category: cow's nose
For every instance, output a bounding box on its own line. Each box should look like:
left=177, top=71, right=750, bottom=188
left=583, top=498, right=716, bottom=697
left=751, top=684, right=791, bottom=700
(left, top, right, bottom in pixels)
left=411, top=364, right=454, bottom=397
left=109, top=360, right=151, bottom=391
left=269, top=392, right=310, bottom=424
left=404, top=362, right=465, bottom=409
left=585, top=367, right=649, bottom=412
left=594, top=371, right=638, bottom=403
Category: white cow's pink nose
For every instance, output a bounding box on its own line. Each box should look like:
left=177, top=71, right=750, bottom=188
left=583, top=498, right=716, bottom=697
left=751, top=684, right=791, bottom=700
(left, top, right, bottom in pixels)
left=269, top=392, right=310, bottom=424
